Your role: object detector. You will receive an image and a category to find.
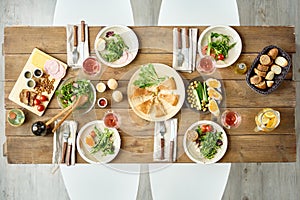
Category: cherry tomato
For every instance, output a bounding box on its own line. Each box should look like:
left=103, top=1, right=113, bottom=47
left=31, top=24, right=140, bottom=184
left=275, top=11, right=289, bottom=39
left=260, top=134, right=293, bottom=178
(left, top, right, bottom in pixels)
left=34, top=99, right=41, bottom=105
left=201, top=124, right=213, bottom=133
left=201, top=126, right=207, bottom=133
left=217, top=54, right=225, bottom=60
left=37, top=104, right=45, bottom=112
left=38, top=95, right=48, bottom=102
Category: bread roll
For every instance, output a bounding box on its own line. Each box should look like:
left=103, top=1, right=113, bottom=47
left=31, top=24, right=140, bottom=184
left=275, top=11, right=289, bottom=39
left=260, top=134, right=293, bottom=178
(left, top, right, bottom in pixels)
left=270, top=64, right=282, bottom=75
left=275, top=56, right=288, bottom=67
left=255, top=81, right=267, bottom=90
left=268, top=48, right=279, bottom=59
left=250, top=75, right=262, bottom=85
left=257, top=64, right=269, bottom=72
left=265, top=71, right=275, bottom=80
left=260, top=55, right=272, bottom=65
left=266, top=81, right=274, bottom=87
left=254, top=68, right=266, bottom=77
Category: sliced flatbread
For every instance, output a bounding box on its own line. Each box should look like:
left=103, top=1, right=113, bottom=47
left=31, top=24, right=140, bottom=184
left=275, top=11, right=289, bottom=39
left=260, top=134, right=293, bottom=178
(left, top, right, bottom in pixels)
left=157, top=77, right=177, bottom=90
left=135, top=98, right=154, bottom=114
left=131, top=87, right=153, bottom=98
left=158, top=93, right=179, bottom=106
left=154, top=97, right=167, bottom=117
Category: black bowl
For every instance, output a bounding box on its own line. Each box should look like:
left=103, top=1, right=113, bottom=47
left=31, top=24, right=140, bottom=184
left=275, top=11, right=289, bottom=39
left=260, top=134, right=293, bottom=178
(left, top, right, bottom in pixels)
left=245, top=45, right=292, bottom=95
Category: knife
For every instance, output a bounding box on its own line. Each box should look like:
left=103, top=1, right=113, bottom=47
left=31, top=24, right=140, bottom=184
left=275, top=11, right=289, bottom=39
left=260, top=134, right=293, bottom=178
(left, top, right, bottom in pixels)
left=169, top=120, right=176, bottom=162
left=182, top=28, right=190, bottom=69
left=65, top=129, right=73, bottom=166
left=159, top=121, right=166, bottom=160
left=80, top=20, right=85, bottom=62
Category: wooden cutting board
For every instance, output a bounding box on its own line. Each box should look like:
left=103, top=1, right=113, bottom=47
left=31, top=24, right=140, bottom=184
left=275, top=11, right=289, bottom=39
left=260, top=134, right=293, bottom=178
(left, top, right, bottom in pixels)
left=8, top=48, right=67, bottom=116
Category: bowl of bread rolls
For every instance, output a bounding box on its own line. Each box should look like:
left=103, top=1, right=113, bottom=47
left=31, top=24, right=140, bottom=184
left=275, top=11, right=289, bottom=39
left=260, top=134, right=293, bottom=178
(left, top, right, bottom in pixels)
left=246, top=45, right=291, bottom=95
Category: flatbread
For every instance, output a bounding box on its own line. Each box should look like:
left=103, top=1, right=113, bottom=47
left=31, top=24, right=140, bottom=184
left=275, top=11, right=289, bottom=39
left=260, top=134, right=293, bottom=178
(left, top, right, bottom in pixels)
left=158, top=93, right=179, bottom=106
left=154, top=97, right=166, bottom=117
left=135, top=98, right=154, bottom=114
left=131, top=87, right=153, bottom=98
left=158, top=77, right=177, bottom=90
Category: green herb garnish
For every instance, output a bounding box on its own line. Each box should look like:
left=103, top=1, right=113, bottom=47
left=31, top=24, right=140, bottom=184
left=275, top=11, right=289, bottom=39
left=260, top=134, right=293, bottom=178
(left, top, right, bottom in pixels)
left=207, top=32, right=236, bottom=60
left=90, top=126, right=115, bottom=156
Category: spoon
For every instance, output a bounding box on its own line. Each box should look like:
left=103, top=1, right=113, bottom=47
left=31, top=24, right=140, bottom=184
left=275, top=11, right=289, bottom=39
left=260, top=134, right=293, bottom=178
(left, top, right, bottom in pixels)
left=72, top=25, right=79, bottom=64
left=31, top=95, right=88, bottom=136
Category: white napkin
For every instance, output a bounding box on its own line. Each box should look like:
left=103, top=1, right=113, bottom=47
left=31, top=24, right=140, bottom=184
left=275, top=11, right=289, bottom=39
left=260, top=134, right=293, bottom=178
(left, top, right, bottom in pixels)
left=153, top=118, right=178, bottom=162
left=172, top=28, right=198, bottom=73
left=52, top=120, right=78, bottom=173
left=66, top=24, right=89, bottom=68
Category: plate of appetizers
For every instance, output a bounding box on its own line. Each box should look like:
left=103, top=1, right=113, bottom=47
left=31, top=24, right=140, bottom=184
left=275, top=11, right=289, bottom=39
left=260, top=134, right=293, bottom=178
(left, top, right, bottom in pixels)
left=94, top=25, right=139, bottom=68
left=183, top=120, right=228, bottom=164
left=198, top=25, right=242, bottom=68
left=8, top=48, right=67, bottom=116
left=77, top=120, right=121, bottom=164
left=127, top=63, right=185, bottom=121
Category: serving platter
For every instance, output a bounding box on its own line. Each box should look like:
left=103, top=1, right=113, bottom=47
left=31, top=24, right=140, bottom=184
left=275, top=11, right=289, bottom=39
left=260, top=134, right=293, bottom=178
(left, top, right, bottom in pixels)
left=76, top=120, right=121, bottom=164
left=183, top=120, right=228, bottom=164
left=127, top=63, right=185, bottom=122
left=94, top=25, right=139, bottom=68
left=8, top=48, right=67, bottom=116
left=198, top=25, right=242, bottom=68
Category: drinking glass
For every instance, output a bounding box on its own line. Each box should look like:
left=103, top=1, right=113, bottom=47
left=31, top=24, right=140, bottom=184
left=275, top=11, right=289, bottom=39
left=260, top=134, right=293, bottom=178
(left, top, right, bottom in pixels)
left=254, top=108, right=280, bottom=132
left=103, top=111, right=121, bottom=129
left=221, top=110, right=241, bottom=129
left=196, top=55, right=216, bottom=74
left=82, top=56, right=101, bottom=76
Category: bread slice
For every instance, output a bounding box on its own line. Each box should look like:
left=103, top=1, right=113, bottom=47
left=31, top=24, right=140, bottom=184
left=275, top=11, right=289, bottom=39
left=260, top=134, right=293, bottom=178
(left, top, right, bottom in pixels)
left=270, top=64, right=282, bottom=75
left=157, top=77, right=177, bottom=90
left=158, top=93, right=179, bottom=106
left=136, top=98, right=154, bottom=114
left=260, top=55, right=272, bottom=65
left=266, top=80, right=274, bottom=87
left=267, top=48, right=279, bottom=59
left=254, top=68, right=266, bottom=77
left=255, top=81, right=267, bottom=89
left=154, top=97, right=166, bottom=117
left=265, top=71, right=275, bottom=80
left=257, top=64, right=269, bottom=72
left=132, top=87, right=153, bottom=98
left=275, top=56, right=288, bottom=67
left=250, top=75, right=262, bottom=85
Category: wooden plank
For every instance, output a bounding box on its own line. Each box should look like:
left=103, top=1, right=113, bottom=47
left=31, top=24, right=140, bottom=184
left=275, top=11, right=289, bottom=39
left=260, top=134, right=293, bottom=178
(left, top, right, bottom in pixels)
left=6, top=134, right=296, bottom=164
left=4, top=79, right=296, bottom=109
left=3, top=26, right=296, bottom=54
left=3, top=53, right=294, bottom=81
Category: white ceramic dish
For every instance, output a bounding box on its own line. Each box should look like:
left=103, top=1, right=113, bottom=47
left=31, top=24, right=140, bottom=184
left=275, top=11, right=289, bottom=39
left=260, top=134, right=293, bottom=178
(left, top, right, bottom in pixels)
left=94, top=25, right=139, bottom=68
left=127, top=63, right=185, bottom=122
left=198, top=25, right=242, bottom=68
left=183, top=120, right=228, bottom=164
left=76, top=120, right=121, bottom=164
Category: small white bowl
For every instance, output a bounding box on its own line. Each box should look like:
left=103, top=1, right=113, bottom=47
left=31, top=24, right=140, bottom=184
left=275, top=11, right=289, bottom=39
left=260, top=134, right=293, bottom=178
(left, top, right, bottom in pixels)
left=97, top=97, right=108, bottom=108
left=33, top=68, right=43, bottom=78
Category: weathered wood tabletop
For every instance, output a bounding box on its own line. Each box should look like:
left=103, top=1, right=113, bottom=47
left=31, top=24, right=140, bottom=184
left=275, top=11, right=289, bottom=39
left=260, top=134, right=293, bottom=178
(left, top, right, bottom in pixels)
left=3, top=26, right=296, bottom=164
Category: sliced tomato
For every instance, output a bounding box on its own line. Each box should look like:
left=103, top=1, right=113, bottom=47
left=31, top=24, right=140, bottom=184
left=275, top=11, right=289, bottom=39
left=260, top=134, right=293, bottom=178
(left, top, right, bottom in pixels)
left=201, top=124, right=213, bottom=133
left=201, top=45, right=208, bottom=55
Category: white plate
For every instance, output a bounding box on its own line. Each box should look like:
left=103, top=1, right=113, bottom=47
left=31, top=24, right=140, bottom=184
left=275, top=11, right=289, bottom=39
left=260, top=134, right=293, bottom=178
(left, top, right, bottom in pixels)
left=183, top=120, right=228, bottom=164
left=127, top=63, right=185, bottom=122
left=198, top=25, right=242, bottom=68
left=94, top=25, right=139, bottom=68
left=76, top=120, right=121, bottom=164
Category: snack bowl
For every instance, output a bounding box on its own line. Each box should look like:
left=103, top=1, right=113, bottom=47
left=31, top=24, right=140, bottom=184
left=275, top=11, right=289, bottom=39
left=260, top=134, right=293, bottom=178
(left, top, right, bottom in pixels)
left=7, top=108, right=25, bottom=127
left=56, top=77, right=96, bottom=114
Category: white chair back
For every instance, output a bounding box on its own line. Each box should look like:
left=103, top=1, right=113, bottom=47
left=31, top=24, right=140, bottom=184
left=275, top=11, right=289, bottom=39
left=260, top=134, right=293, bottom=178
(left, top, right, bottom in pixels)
left=158, top=0, right=240, bottom=26
left=53, top=0, right=134, bottom=26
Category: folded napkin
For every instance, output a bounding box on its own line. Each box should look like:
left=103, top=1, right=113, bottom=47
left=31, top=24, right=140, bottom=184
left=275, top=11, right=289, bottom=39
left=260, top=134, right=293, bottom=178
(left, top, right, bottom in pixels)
left=172, top=28, right=198, bottom=73
left=66, top=24, right=89, bottom=68
left=153, top=118, right=178, bottom=162
left=52, top=120, right=78, bottom=173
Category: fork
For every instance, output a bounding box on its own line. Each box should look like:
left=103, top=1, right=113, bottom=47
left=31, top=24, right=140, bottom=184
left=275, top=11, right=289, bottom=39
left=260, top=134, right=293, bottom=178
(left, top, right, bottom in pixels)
left=72, top=25, right=79, bottom=64
left=176, top=28, right=184, bottom=67
left=159, top=121, right=166, bottom=160
left=61, top=125, right=70, bottom=163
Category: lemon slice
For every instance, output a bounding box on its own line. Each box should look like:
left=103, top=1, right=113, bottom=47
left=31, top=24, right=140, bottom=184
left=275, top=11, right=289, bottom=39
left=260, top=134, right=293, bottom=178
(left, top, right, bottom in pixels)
left=261, top=115, right=270, bottom=124
left=264, top=110, right=276, bottom=118
left=266, top=118, right=277, bottom=128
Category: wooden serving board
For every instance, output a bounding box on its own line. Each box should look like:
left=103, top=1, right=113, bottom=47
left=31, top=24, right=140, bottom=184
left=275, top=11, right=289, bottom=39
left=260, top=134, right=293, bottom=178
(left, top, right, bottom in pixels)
left=8, top=48, right=67, bottom=116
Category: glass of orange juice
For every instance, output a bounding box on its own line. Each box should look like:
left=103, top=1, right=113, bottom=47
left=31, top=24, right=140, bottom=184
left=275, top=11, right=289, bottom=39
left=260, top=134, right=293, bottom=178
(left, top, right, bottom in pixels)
left=254, top=108, right=280, bottom=132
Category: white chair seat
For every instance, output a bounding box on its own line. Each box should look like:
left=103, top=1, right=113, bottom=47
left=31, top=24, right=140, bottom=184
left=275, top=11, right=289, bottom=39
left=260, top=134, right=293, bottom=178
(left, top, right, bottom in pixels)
left=149, top=163, right=231, bottom=200
left=60, top=164, right=140, bottom=200
left=158, top=0, right=240, bottom=26
left=53, top=0, right=134, bottom=26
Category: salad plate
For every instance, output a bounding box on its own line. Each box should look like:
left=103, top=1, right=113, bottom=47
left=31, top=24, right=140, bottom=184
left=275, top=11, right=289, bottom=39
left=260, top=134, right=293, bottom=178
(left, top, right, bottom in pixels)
left=77, top=120, right=121, bottom=164
left=94, top=25, right=139, bottom=68
left=127, top=63, right=185, bottom=122
left=56, top=77, right=96, bottom=115
left=198, top=25, right=242, bottom=68
left=183, top=120, right=228, bottom=164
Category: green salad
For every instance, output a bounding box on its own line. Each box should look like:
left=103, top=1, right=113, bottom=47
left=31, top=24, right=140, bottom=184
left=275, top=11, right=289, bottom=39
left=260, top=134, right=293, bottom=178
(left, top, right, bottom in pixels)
left=90, top=126, right=115, bottom=156
left=101, top=31, right=128, bottom=62
left=56, top=79, right=94, bottom=109
left=194, top=124, right=223, bottom=159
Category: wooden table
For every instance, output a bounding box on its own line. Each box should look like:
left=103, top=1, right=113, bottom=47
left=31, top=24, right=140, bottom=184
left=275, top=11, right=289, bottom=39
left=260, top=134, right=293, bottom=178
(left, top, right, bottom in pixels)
left=3, top=26, right=296, bottom=164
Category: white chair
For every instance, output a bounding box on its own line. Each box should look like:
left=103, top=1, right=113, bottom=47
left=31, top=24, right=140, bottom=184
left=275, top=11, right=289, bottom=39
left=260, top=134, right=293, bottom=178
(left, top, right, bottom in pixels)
left=53, top=0, right=134, bottom=26
left=158, top=0, right=240, bottom=26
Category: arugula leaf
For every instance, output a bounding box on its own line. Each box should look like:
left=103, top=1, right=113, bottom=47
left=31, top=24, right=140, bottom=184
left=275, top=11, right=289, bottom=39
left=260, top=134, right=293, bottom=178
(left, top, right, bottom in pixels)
left=133, top=64, right=167, bottom=88
left=207, top=32, right=236, bottom=60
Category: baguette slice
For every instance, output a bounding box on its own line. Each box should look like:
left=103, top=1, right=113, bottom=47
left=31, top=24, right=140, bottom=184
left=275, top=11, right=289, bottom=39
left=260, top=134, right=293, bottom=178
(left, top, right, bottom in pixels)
left=265, top=71, right=275, bottom=81
left=254, top=68, right=266, bottom=77
left=255, top=81, right=267, bottom=90
left=267, top=48, right=279, bottom=59
left=250, top=75, right=262, bottom=85
left=260, top=55, right=272, bottom=65
left=266, top=80, right=274, bottom=87
left=275, top=56, right=288, bottom=67
left=270, top=64, right=282, bottom=75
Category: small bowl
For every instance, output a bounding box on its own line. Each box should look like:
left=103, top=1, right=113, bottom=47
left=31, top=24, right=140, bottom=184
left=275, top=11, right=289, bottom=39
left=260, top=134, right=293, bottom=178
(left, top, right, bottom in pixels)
left=26, top=79, right=36, bottom=89
left=7, top=109, right=25, bottom=127
left=24, top=70, right=32, bottom=79
left=33, top=68, right=43, bottom=78
left=97, top=97, right=108, bottom=108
